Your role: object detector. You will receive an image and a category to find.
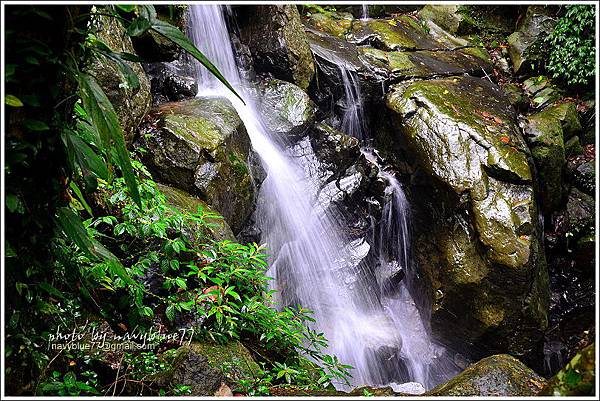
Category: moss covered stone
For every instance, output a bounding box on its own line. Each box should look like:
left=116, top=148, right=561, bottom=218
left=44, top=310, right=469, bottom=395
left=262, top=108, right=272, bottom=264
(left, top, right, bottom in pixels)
left=89, top=15, right=151, bottom=144
left=428, top=354, right=546, bottom=396
left=359, top=46, right=491, bottom=80
left=157, top=183, right=235, bottom=242
left=138, top=97, right=255, bottom=233
left=306, top=12, right=353, bottom=38
left=238, top=5, right=315, bottom=89
left=156, top=341, right=258, bottom=396
left=386, top=75, right=548, bottom=356
left=255, top=78, right=316, bottom=143
left=386, top=76, right=531, bottom=191
left=524, top=105, right=571, bottom=213
left=417, top=5, right=477, bottom=35
left=539, top=344, right=595, bottom=396
left=349, top=16, right=441, bottom=51
left=507, top=6, right=556, bottom=73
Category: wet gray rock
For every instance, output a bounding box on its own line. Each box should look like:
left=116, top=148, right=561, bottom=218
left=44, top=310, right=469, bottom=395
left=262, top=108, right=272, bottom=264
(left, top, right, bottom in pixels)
left=417, top=5, right=475, bottom=35
left=237, top=5, right=315, bottom=89
left=143, top=62, right=197, bottom=104
left=137, top=97, right=255, bottom=232
left=89, top=15, right=151, bottom=144
left=507, top=6, right=556, bottom=73
left=567, top=159, right=595, bottom=196
left=255, top=78, right=316, bottom=143
left=522, top=102, right=582, bottom=213
left=385, top=75, right=548, bottom=358
left=428, top=354, right=546, bottom=396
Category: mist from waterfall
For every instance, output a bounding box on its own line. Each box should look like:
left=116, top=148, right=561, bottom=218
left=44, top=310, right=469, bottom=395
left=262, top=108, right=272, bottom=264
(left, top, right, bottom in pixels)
left=187, top=4, right=457, bottom=392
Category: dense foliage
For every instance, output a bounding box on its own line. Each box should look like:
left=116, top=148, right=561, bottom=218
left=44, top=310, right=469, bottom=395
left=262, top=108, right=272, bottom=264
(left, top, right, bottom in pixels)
left=546, top=5, right=596, bottom=86
left=4, top=4, right=350, bottom=396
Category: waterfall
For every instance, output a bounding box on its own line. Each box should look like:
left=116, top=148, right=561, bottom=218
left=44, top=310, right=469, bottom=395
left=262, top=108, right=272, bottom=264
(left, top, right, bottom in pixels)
left=187, top=5, right=456, bottom=392
left=361, top=5, right=369, bottom=20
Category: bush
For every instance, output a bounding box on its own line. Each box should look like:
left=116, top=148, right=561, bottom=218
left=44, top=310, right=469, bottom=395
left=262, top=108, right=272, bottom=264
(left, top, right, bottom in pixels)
left=546, top=5, right=596, bottom=86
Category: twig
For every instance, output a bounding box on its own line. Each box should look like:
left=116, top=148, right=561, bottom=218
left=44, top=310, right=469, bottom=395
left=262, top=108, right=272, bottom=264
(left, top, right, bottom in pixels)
left=112, top=353, right=125, bottom=396
left=481, top=67, right=493, bottom=84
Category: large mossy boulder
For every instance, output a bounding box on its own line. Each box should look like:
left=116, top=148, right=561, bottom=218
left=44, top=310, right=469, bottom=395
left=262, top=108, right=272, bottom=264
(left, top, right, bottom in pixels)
left=157, top=183, right=235, bottom=241
left=539, top=343, right=595, bottom=396
left=417, top=5, right=475, bottom=35
left=237, top=5, right=315, bottom=89
left=507, top=6, right=556, bottom=73
left=89, top=15, right=151, bottom=144
left=523, top=102, right=581, bottom=214
left=156, top=341, right=258, bottom=396
left=385, top=75, right=548, bottom=357
left=138, top=97, right=255, bottom=233
left=254, top=78, right=316, bottom=143
left=428, top=354, right=546, bottom=396
left=348, top=16, right=442, bottom=51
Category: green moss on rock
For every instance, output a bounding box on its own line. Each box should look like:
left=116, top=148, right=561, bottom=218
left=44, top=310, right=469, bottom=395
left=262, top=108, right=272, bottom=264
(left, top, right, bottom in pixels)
left=428, top=354, right=546, bottom=396
left=386, top=75, right=548, bottom=356
left=157, top=183, right=235, bottom=242
left=138, top=97, right=255, bottom=233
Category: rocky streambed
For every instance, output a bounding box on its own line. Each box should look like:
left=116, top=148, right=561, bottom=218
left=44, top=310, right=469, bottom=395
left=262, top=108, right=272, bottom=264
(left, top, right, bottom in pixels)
left=90, top=4, right=595, bottom=397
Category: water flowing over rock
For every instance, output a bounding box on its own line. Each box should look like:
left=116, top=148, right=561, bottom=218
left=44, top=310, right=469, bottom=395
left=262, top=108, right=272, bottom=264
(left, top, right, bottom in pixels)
left=385, top=75, right=549, bottom=358
left=236, top=5, right=315, bottom=89
left=427, top=354, right=546, bottom=396
left=89, top=15, right=151, bottom=144
left=186, top=4, right=462, bottom=391
left=137, top=98, right=255, bottom=233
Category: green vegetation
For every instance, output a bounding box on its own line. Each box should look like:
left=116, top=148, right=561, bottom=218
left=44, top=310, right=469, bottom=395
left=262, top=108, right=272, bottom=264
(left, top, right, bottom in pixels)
left=4, top=4, right=350, bottom=396
left=546, top=5, right=596, bottom=86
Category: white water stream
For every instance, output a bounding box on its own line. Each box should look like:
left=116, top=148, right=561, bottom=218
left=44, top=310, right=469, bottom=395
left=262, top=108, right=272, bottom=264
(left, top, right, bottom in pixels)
left=187, top=5, right=457, bottom=392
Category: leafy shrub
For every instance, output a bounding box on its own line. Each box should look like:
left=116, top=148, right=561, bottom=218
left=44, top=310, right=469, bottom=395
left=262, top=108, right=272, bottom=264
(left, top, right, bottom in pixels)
left=546, top=5, right=596, bottom=86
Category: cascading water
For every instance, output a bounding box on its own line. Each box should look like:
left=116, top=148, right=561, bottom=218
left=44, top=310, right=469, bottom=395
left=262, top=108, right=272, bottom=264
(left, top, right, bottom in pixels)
left=309, top=43, right=367, bottom=141
left=187, top=4, right=457, bottom=392
left=361, top=5, right=369, bottom=20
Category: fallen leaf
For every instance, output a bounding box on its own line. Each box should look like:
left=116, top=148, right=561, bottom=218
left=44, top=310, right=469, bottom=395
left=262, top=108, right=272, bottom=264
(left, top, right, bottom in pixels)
left=493, top=116, right=503, bottom=124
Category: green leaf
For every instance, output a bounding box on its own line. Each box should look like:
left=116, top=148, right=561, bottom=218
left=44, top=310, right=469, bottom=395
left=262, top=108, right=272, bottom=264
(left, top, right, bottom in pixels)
left=5, top=94, right=23, bottom=107
left=23, top=119, right=50, bottom=131
left=149, top=19, right=244, bottom=104
left=116, top=4, right=136, bottom=13
left=6, top=193, right=24, bottom=213
left=62, top=130, right=110, bottom=180
left=56, top=207, right=96, bottom=258
left=69, top=181, right=93, bottom=216
left=126, top=17, right=151, bottom=37
left=38, top=282, right=66, bottom=300
left=165, top=304, right=176, bottom=321
left=55, top=208, right=134, bottom=287
left=77, top=73, right=141, bottom=207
